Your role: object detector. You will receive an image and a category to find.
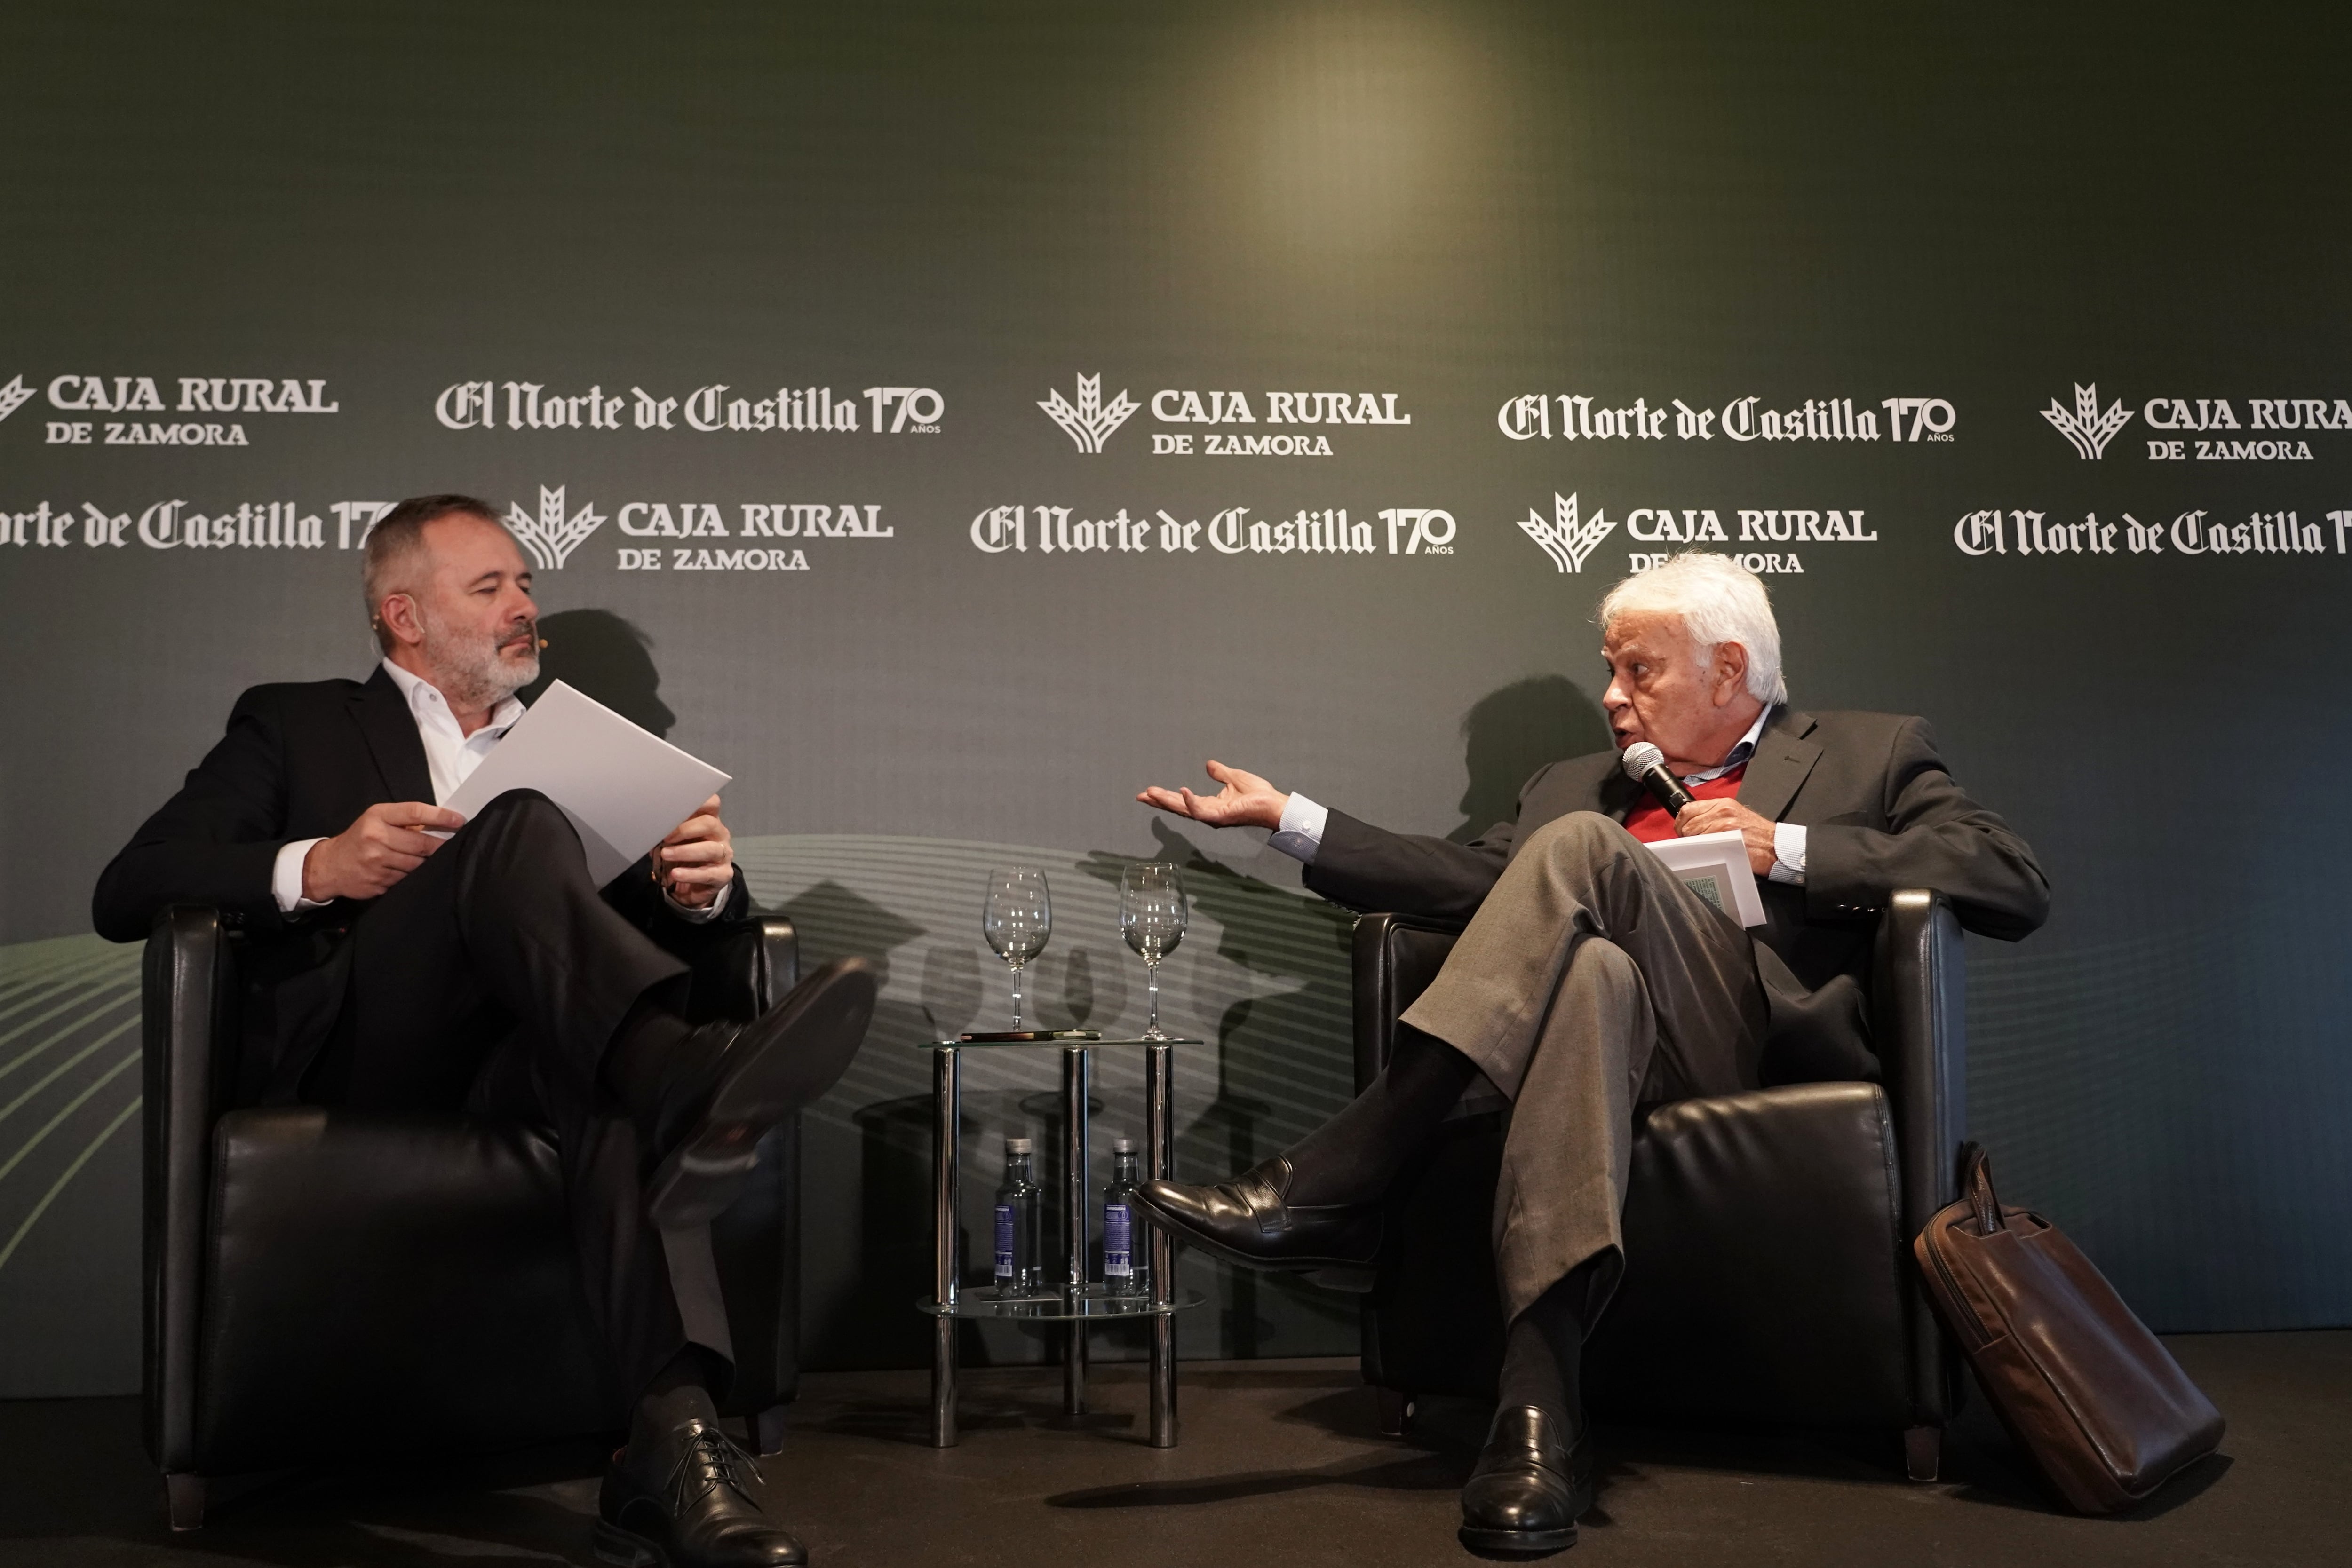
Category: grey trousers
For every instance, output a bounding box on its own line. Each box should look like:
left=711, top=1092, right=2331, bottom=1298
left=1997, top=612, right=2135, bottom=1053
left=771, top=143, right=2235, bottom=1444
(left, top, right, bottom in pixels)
left=1401, top=812, right=1768, bottom=1327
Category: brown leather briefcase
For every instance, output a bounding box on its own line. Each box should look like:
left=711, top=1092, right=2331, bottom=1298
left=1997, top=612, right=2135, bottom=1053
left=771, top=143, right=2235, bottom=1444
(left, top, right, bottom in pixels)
left=1914, top=1144, right=2225, bottom=1513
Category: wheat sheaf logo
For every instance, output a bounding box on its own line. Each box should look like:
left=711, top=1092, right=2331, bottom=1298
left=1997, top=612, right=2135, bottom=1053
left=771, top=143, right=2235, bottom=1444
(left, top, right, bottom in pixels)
left=2041, top=382, right=2134, bottom=460
left=505, top=485, right=607, bottom=570
left=1518, top=491, right=1617, bottom=573
left=0, top=375, right=35, bottom=424
left=1038, top=373, right=1140, bottom=454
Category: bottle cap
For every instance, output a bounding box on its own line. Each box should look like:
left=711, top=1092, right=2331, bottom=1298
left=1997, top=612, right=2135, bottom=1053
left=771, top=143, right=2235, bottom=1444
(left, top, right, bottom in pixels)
left=1112, top=1137, right=1136, bottom=1154
left=1005, top=1136, right=1033, bottom=1154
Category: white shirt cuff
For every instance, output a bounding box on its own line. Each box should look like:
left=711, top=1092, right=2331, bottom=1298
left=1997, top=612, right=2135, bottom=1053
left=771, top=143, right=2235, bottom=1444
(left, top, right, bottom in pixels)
left=1269, top=792, right=1329, bottom=864
left=272, top=839, right=329, bottom=913
left=1768, top=822, right=1808, bottom=886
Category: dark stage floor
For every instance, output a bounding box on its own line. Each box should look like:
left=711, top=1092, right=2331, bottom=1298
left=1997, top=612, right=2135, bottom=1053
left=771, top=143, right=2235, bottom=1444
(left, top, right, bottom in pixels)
left=0, top=1332, right=2340, bottom=1567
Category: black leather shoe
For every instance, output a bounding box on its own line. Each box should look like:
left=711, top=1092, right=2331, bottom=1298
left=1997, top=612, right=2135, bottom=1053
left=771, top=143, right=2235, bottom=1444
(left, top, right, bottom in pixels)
left=646, top=958, right=876, bottom=1228
left=1458, top=1404, right=1593, bottom=1555
left=1128, top=1155, right=1381, bottom=1274
left=594, top=1418, right=804, bottom=1568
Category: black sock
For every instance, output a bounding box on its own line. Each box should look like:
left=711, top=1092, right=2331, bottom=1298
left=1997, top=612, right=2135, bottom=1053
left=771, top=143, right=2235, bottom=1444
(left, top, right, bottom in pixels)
left=1279, top=1023, right=1479, bottom=1206
left=630, top=1345, right=724, bottom=1458
left=1497, top=1267, right=1589, bottom=1442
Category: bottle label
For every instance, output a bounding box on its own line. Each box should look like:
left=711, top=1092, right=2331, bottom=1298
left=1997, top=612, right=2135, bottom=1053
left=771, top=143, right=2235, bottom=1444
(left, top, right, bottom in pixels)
left=1104, top=1201, right=1132, bottom=1278
left=993, top=1204, right=1015, bottom=1282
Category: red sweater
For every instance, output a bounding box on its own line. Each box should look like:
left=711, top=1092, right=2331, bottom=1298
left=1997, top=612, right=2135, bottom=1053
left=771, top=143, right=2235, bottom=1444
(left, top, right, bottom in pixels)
left=1621, top=764, right=1747, bottom=843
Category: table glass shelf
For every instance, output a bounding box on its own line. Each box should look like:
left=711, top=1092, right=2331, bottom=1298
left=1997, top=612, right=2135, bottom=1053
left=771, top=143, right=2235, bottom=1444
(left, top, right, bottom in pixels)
left=920, top=1285, right=1208, bottom=1321
left=916, top=1037, right=1205, bottom=1050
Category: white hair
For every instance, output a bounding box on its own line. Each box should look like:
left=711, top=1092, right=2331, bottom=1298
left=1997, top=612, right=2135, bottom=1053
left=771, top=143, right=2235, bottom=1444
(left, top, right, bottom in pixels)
left=1597, top=552, right=1787, bottom=705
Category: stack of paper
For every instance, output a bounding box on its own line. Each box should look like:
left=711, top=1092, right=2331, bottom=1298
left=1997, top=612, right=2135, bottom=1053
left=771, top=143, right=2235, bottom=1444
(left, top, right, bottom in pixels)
left=442, top=680, right=733, bottom=886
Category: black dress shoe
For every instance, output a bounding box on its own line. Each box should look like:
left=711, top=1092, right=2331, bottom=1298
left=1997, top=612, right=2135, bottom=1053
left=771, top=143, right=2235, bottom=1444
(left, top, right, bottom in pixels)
left=646, top=958, right=877, bottom=1228
left=1128, top=1155, right=1381, bottom=1275
left=1458, top=1404, right=1593, bottom=1554
left=593, top=1418, right=806, bottom=1568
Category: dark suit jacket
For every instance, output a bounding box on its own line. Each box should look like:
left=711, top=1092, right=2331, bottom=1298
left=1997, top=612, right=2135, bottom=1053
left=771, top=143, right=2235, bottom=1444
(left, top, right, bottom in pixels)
left=1303, top=706, right=2049, bottom=1082
left=92, top=666, right=747, bottom=1099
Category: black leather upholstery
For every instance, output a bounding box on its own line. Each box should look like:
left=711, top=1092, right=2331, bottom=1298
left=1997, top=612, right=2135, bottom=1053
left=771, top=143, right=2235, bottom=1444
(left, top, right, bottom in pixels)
left=1354, top=896, right=1963, bottom=1438
left=143, top=908, right=803, bottom=1485
left=198, top=1109, right=618, bottom=1471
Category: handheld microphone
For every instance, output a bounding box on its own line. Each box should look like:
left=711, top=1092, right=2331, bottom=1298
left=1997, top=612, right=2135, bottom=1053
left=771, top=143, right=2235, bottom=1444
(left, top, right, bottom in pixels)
left=1620, top=741, right=1695, bottom=817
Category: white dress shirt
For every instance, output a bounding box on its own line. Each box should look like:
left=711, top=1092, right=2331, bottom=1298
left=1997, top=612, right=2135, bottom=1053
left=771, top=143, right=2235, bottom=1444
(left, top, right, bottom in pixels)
left=1269, top=704, right=1809, bottom=884
left=270, top=658, right=723, bottom=919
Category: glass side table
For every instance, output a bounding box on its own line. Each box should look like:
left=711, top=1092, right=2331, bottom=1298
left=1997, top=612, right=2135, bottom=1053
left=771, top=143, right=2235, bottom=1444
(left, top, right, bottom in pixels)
left=916, top=1035, right=1206, bottom=1448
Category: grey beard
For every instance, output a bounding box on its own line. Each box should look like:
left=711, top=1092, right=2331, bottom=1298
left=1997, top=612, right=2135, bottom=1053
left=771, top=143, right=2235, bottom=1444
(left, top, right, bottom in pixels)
left=422, top=619, right=539, bottom=713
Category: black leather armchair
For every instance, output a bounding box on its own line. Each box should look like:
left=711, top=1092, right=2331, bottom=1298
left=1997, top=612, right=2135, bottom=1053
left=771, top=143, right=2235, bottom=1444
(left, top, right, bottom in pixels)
left=143, top=906, right=805, bottom=1529
left=1354, top=890, right=1965, bottom=1481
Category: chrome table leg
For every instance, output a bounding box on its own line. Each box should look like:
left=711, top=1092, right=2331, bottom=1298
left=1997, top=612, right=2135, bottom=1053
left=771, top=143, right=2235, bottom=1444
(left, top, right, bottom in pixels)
left=1144, top=1040, right=1178, bottom=1448
left=931, top=1045, right=961, bottom=1448
left=1063, top=1045, right=1090, bottom=1416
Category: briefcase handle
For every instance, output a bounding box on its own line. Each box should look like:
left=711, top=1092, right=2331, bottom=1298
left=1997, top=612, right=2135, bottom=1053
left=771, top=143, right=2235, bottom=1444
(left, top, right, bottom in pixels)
left=1956, top=1140, right=2003, bottom=1237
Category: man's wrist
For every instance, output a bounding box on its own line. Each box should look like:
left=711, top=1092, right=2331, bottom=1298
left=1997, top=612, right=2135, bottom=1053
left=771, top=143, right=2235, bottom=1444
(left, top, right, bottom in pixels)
left=661, top=872, right=731, bottom=921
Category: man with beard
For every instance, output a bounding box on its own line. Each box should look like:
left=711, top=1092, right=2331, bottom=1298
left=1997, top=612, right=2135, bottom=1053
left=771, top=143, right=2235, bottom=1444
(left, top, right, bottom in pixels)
left=95, top=495, right=861, bottom=1568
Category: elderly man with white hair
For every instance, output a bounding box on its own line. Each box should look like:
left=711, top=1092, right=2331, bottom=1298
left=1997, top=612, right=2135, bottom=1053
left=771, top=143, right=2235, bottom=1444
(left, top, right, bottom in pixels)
left=1133, top=551, right=2048, bottom=1554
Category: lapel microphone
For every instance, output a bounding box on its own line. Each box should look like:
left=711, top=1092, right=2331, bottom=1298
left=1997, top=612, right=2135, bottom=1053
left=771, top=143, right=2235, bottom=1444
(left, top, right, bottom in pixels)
left=1621, top=741, right=1696, bottom=816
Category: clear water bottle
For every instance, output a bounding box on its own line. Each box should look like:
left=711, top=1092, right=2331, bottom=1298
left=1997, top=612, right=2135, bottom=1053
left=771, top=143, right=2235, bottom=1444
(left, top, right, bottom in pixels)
left=993, top=1136, right=1040, bottom=1293
left=1102, top=1137, right=1148, bottom=1299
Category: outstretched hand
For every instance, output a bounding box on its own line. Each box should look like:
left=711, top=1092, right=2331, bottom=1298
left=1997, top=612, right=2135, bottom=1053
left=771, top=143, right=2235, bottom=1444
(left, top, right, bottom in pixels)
left=1136, top=760, right=1289, bottom=832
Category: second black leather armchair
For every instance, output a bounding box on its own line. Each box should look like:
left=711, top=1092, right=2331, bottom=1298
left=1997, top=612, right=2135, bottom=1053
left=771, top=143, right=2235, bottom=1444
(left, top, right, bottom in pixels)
left=1354, top=891, right=1966, bottom=1479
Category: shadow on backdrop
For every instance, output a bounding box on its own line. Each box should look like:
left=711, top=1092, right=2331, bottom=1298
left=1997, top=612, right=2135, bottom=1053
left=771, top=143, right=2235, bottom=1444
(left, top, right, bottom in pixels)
left=1446, top=675, right=1610, bottom=843
left=521, top=609, right=676, bottom=738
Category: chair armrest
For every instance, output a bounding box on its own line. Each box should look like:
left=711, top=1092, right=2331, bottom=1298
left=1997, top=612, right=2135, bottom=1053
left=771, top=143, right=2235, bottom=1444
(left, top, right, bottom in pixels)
left=757, top=916, right=799, bottom=1010
left=1351, top=913, right=1465, bottom=1092
left=683, top=914, right=800, bottom=1022
left=1870, top=887, right=1968, bottom=1425
left=142, top=906, right=237, bottom=1473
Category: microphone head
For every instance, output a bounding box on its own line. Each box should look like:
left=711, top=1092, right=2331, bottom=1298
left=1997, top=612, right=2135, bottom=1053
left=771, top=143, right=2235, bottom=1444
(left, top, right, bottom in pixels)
left=1621, top=741, right=1666, bottom=779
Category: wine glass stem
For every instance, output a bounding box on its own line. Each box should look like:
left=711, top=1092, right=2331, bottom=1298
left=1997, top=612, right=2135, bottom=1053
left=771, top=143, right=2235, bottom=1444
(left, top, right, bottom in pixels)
left=1010, top=962, right=1024, bottom=1029
left=1146, top=960, right=1160, bottom=1036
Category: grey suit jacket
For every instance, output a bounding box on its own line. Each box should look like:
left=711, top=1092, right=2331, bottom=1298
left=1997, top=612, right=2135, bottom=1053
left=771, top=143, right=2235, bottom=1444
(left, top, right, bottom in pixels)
left=1302, top=706, right=2050, bottom=1081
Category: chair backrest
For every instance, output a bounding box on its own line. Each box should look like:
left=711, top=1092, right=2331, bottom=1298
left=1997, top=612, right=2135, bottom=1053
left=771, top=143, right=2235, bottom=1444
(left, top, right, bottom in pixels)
left=142, top=907, right=236, bottom=1475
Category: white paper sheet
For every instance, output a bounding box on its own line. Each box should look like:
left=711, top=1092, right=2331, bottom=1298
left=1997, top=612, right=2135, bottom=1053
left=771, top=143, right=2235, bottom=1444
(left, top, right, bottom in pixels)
left=1643, top=828, right=1767, bottom=927
left=440, top=680, right=732, bottom=887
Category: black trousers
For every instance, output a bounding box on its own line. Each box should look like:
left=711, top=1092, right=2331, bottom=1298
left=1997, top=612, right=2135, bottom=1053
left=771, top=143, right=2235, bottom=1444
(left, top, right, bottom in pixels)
left=303, top=789, right=715, bottom=1398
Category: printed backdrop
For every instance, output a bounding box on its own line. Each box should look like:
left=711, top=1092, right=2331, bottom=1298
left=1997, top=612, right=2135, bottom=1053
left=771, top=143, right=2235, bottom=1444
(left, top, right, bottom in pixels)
left=3, top=1, right=2348, bottom=1394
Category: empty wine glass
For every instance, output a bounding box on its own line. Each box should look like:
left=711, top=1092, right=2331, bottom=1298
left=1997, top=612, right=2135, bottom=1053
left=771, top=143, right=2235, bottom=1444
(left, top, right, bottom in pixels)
left=982, top=868, right=1052, bottom=1028
left=1120, top=861, right=1187, bottom=1040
